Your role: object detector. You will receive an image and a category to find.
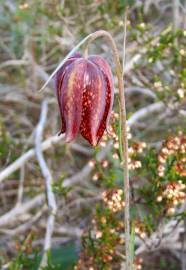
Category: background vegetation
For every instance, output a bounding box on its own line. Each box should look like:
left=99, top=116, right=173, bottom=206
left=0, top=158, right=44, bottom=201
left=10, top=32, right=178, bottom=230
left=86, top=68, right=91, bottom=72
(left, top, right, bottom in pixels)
left=0, top=0, right=186, bottom=269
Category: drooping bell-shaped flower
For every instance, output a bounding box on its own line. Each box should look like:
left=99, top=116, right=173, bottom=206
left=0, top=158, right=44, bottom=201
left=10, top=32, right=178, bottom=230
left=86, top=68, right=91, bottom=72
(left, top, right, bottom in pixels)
left=55, top=53, right=114, bottom=146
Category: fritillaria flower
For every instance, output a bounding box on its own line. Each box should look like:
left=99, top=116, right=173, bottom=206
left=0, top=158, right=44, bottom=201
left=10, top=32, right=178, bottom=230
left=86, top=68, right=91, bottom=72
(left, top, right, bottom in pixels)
left=55, top=53, right=114, bottom=146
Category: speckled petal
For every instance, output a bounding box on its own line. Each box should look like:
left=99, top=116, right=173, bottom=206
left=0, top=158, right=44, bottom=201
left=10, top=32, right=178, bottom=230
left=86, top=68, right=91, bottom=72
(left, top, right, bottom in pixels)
left=96, top=73, right=112, bottom=144
left=55, top=53, right=82, bottom=134
left=88, top=55, right=114, bottom=131
left=58, top=59, right=86, bottom=142
left=80, top=61, right=107, bottom=146
left=55, top=53, right=114, bottom=147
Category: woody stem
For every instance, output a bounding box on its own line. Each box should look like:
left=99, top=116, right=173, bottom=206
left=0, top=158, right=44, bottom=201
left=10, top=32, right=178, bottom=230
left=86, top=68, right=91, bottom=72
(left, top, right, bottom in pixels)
left=84, top=30, right=130, bottom=270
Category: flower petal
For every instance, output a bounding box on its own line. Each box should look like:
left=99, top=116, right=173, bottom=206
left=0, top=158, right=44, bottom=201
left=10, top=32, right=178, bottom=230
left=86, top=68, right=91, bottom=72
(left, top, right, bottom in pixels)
left=80, top=61, right=107, bottom=146
left=88, top=55, right=114, bottom=131
left=55, top=53, right=82, bottom=134
left=96, top=72, right=112, bottom=143
left=59, top=59, right=87, bottom=143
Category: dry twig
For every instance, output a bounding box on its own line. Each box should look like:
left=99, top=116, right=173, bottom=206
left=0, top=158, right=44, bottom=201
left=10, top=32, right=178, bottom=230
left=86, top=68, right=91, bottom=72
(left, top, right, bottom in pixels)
left=34, top=99, right=57, bottom=268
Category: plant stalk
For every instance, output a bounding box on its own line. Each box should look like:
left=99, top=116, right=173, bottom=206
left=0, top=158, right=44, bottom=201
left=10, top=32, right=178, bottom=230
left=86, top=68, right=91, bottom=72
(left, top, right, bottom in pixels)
left=84, top=30, right=130, bottom=270
left=40, top=29, right=130, bottom=270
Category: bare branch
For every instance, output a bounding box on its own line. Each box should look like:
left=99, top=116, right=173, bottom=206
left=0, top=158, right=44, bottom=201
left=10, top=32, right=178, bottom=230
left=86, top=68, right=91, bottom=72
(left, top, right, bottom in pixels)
left=125, top=87, right=156, bottom=99
left=0, top=134, right=64, bottom=183
left=127, top=102, right=165, bottom=127
left=16, top=165, right=25, bottom=206
left=0, top=194, right=44, bottom=227
left=173, top=0, right=180, bottom=31
left=34, top=99, right=57, bottom=268
left=0, top=59, right=28, bottom=70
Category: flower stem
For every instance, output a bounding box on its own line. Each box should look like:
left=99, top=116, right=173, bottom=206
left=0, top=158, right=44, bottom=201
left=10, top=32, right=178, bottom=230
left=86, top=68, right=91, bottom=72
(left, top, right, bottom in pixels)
left=39, top=28, right=130, bottom=270
left=84, top=30, right=130, bottom=270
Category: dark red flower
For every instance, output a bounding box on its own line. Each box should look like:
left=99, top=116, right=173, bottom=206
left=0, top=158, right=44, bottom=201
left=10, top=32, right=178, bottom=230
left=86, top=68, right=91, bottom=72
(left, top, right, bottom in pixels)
left=55, top=53, right=114, bottom=146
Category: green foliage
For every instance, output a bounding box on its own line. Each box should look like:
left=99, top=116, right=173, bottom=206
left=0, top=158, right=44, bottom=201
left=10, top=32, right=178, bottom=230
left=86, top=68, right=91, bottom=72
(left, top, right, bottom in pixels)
left=53, top=173, right=72, bottom=198
left=8, top=234, right=40, bottom=270
left=8, top=238, right=78, bottom=270
left=41, top=245, right=78, bottom=270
